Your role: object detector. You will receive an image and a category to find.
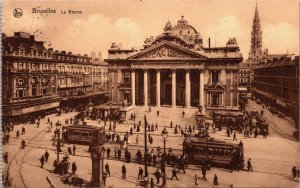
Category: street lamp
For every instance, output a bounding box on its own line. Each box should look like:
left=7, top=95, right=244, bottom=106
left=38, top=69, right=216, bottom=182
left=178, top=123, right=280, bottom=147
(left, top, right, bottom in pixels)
left=109, top=102, right=112, bottom=131
left=161, top=127, right=168, bottom=154
left=144, top=115, right=148, bottom=177
left=55, top=120, right=62, bottom=161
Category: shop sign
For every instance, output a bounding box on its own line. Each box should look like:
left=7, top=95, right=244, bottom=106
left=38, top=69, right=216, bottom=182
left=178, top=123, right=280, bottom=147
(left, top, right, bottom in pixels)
left=12, top=102, right=60, bottom=115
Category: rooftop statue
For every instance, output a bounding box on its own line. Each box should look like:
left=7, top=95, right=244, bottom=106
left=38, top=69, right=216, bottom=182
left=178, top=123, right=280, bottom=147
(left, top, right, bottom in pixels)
left=227, top=37, right=238, bottom=46
left=164, top=20, right=172, bottom=32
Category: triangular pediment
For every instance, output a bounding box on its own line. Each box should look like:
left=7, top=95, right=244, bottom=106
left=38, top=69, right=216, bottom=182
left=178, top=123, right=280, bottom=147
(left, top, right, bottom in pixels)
left=205, top=83, right=225, bottom=91
left=128, top=41, right=207, bottom=60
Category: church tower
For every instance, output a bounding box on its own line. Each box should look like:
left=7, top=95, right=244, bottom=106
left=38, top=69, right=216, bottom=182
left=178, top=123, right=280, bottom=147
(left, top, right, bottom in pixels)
left=249, top=2, right=263, bottom=65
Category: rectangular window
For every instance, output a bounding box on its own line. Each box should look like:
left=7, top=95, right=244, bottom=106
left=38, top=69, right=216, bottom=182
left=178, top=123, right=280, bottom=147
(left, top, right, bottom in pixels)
left=124, top=72, right=130, bottom=83
left=212, top=71, right=220, bottom=84
left=211, top=94, right=219, bottom=106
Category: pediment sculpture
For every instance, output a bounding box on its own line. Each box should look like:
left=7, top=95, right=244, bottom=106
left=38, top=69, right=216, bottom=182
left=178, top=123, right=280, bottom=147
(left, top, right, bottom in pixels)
left=142, top=46, right=194, bottom=58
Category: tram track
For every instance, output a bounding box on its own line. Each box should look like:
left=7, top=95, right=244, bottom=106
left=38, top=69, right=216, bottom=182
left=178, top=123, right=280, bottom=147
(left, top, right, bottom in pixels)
left=4, top=127, right=48, bottom=188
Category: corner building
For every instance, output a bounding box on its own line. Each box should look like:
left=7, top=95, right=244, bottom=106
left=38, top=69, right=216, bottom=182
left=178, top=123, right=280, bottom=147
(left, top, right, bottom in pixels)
left=105, top=16, right=243, bottom=117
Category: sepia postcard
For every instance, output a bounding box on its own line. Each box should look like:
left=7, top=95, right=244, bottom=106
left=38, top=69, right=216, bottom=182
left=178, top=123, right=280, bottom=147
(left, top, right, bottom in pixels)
left=1, top=0, right=299, bottom=187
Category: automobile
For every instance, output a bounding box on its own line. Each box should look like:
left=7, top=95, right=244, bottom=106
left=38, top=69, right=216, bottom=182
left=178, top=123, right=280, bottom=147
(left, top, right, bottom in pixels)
left=256, top=99, right=262, bottom=104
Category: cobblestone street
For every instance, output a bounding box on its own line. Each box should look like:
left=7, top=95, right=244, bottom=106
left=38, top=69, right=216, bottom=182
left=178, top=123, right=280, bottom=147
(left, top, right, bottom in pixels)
left=2, top=105, right=300, bottom=187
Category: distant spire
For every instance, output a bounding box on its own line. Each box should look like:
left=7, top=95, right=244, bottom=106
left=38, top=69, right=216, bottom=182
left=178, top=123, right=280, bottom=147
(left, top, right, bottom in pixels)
left=249, top=2, right=263, bottom=65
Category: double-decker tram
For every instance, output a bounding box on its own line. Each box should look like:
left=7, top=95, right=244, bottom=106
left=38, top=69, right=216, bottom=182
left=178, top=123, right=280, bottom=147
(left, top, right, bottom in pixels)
left=183, top=138, right=244, bottom=169
left=62, top=124, right=105, bottom=144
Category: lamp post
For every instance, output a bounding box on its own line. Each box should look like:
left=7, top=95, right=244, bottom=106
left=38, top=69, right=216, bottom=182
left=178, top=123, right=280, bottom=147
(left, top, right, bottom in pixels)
left=161, top=127, right=168, bottom=154
left=144, top=115, right=148, bottom=176
left=56, top=120, right=62, bottom=161
left=109, top=103, right=112, bottom=131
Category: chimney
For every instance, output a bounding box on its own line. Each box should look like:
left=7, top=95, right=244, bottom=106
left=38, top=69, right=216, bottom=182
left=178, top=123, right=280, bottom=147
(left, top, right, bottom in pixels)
left=208, top=38, right=211, bottom=48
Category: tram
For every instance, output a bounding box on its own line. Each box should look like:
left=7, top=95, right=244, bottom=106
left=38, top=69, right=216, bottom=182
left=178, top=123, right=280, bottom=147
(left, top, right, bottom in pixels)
left=62, top=124, right=105, bottom=144
left=183, top=138, right=244, bottom=169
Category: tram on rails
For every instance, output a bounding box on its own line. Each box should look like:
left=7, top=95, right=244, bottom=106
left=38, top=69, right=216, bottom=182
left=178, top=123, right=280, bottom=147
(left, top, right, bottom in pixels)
left=62, top=124, right=105, bottom=144
left=183, top=138, right=244, bottom=169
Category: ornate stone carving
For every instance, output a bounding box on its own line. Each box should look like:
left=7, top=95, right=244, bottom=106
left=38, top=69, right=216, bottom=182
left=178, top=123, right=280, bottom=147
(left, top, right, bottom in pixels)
left=227, top=37, right=238, bottom=46
left=164, top=20, right=172, bottom=32
left=143, top=46, right=193, bottom=58
left=144, top=36, right=154, bottom=44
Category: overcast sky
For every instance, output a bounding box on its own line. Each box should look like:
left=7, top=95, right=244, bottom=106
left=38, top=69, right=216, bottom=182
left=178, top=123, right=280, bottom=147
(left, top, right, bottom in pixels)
left=3, top=0, right=299, bottom=59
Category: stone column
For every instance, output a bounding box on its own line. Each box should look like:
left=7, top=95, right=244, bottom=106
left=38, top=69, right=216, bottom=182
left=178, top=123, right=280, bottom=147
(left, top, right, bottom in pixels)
left=131, top=70, right=135, bottom=106
left=144, top=69, right=148, bottom=106
left=185, top=70, right=191, bottom=108
left=156, top=70, right=161, bottom=107
left=171, top=69, right=176, bottom=108
left=199, top=70, right=205, bottom=113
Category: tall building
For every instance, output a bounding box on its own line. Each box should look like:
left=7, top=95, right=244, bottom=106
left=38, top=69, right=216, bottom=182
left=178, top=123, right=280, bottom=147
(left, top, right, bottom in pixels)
left=2, top=32, right=108, bottom=124
left=238, top=61, right=252, bottom=91
left=2, top=32, right=61, bottom=123
left=105, top=16, right=243, bottom=117
left=252, top=55, right=299, bottom=126
left=249, top=3, right=264, bottom=65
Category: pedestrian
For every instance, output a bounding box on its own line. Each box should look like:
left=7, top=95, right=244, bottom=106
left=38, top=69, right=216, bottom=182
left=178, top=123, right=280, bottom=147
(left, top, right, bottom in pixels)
left=16, top=130, right=20, bottom=138
left=40, top=155, right=45, bottom=168
left=6, top=134, right=10, bottom=143
left=136, top=134, right=139, bottom=144
left=122, top=164, right=126, bottom=179
left=201, top=165, right=207, bottom=180
left=292, top=166, right=297, bottom=178
left=68, top=145, right=72, bottom=155
left=118, top=148, right=122, bottom=160
left=114, top=147, right=117, bottom=158
left=157, top=110, right=159, bottom=117
left=149, top=106, right=152, bottom=112
left=233, top=132, right=237, bottom=141
left=247, top=158, right=253, bottom=171
left=177, top=158, right=186, bottom=174
left=155, top=124, right=158, bottom=131
left=105, top=162, right=111, bottom=177
left=239, top=141, right=243, bottom=147
left=102, top=172, right=107, bottom=186
left=150, top=178, right=154, bottom=188
left=154, top=169, right=161, bottom=184
left=213, top=174, right=218, bottom=185
left=194, top=174, right=199, bottom=186
left=107, top=147, right=111, bottom=159
left=73, top=145, right=76, bottom=155
left=21, top=139, right=26, bottom=149
left=72, top=162, right=77, bottom=174
left=4, top=152, right=8, bottom=164
left=45, top=150, right=49, bottom=162
left=182, top=111, right=185, bottom=118
left=170, top=121, right=173, bottom=128
left=138, top=166, right=144, bottom=179
left=171, top=167, right=179, bottom=180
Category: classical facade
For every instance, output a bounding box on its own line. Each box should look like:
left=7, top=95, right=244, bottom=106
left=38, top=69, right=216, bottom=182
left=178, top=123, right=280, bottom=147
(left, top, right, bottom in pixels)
left=105, top=16, right=243, bottom=116
left=2, top=32, right=108, bottom=123
left=252, top=55, right=299, bottom=125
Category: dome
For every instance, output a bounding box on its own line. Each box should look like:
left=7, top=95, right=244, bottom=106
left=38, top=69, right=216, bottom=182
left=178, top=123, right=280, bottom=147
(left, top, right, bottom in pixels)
left=143, top=15, right=204, bottom=50
left=171, top=15, right=203, bottom=48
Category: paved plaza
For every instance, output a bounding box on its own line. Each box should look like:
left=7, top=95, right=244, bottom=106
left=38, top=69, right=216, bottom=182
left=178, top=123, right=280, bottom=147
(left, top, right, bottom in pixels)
left=2, top=98, right=300, bottom=188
